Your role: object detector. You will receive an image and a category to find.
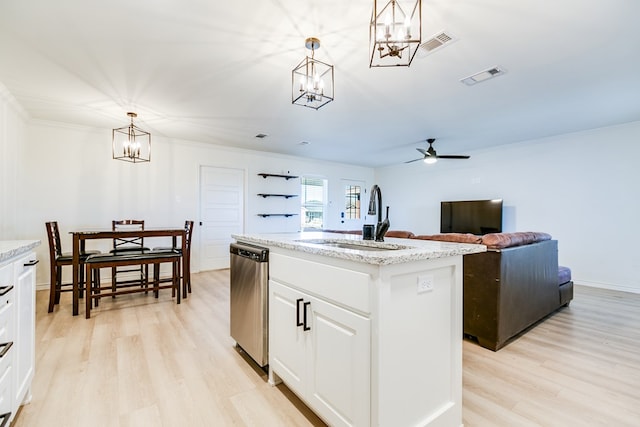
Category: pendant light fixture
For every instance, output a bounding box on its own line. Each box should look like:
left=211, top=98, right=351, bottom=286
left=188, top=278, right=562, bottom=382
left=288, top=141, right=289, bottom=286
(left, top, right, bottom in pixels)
left=292, top=37, right=334, bottom=110
left=112, top=112, right=151, bottom=163
left=369, top=0, right=422, bottom=67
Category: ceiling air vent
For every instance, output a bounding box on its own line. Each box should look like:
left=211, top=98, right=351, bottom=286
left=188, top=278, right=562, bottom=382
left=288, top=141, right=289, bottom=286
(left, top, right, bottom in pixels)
left=417, top=31, right=458, bottom=57
left=460, top=66, right=506, bottom=86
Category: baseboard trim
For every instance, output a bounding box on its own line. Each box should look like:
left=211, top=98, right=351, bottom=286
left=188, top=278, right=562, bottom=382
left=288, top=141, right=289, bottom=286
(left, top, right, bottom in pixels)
left=576, top=280, right=640, bottom=294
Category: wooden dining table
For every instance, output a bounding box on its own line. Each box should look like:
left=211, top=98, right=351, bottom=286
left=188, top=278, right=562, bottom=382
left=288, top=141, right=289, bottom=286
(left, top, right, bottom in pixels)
left=71, top=228, right=187, bottom=316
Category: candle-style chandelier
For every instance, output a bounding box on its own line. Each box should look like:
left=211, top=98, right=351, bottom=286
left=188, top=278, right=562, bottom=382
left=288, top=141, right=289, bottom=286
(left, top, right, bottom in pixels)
left=112, top=112, right=151, bottom=163
left=292, top=37, right=334, bottom=110
left=369, top=0, right=422, bottom=67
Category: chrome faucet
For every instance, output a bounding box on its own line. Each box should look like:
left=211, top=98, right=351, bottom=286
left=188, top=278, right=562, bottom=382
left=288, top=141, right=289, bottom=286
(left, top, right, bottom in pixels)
left=368, top=185, right=389, bottom=241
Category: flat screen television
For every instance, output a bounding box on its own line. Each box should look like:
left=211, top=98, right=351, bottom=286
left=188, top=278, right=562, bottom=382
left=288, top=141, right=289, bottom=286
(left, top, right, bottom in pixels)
left=440, top=199, right=503, bottom=235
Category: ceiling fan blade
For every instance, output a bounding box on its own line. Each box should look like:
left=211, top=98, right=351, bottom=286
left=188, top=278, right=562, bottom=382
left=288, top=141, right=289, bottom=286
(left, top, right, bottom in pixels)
left=436, top=155, right=470, bottom=159
left=416, top=148, right=428, bottom=156
left=404, top=158, right=424, bottom=163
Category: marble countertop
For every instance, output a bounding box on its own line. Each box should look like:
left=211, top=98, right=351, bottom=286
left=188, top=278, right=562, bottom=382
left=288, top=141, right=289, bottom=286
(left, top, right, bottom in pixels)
left=0, top=240, right=41, bottom=264
left=232, top=232, right=486, bottom=266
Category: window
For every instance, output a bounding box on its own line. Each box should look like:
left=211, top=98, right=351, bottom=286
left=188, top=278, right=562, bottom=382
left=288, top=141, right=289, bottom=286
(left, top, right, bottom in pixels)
left=301, top=177, right=327, bottom=230
left=344, top=185, right=361, bottom=219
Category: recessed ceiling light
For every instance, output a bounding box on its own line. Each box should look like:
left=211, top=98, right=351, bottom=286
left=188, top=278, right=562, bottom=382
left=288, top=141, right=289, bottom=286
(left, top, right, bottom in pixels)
left=255, top=133, right=268, bottom=139
left=460, top=66, right=506, bottom=86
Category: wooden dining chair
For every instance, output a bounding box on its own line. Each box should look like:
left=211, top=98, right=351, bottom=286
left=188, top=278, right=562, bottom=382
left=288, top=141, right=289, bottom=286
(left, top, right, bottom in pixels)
left=45, top=221, right=100, bottom=313
left=110, top=220, right=149, bottom=294
left=152, top=220, right=194, bottom=298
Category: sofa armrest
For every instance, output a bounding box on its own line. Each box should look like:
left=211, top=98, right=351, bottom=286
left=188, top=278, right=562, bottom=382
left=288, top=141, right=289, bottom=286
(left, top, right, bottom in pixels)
left=463, top=239, right=559, bottom=350
left=481, top=232, right=551, bottom=249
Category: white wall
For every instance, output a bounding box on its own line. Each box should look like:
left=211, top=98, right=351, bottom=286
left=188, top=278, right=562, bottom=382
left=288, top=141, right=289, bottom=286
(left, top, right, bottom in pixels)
left=0, top=84, right=28, bottom=239
left=13, top=120, right=373, bottom=288
left=375, top=120, right=640, bottom=293
left=3, top=83, right=639, bottom=293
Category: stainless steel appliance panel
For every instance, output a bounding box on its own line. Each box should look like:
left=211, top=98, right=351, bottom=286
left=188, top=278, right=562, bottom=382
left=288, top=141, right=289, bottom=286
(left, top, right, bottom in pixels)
left=229, top=242, right=269, bottom=367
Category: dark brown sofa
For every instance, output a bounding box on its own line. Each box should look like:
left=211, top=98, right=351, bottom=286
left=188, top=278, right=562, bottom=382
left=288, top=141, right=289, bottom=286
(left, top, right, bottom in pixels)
left=414, top=232, right=573, bottom=350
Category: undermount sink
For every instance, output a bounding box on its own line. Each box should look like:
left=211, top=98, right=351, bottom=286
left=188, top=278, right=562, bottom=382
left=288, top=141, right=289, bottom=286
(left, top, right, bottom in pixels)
left=296, top=239, right=412, bottom=252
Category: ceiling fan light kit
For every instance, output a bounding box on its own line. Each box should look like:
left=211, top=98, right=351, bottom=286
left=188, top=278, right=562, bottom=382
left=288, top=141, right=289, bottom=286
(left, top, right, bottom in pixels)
left=112, top=112, right=151, bottom=163
left=292, top=37, right=335, bottom=110
left=369, top=0, right=422, bottom=67
left=423, top=156, right=437, bottom=164
left=405, top=138, right=470, bottom=165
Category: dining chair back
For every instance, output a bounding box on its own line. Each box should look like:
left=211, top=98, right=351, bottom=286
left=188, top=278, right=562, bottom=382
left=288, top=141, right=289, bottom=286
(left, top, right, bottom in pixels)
left=151, top=220, right=194, bottom=297
left=45, top=221, right=99, bottom=313
left=111, top=219, right=148, bottom=253
left=182, top=220, right=194, bottom=295
left=110, top=219, right=149, bottom=293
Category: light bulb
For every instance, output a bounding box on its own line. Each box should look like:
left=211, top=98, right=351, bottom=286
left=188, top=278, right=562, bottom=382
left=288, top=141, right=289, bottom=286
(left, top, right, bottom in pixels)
left=423, top=156, right=438, bottom=165
left=404, top=15, right=411, bottom=38
left=384, top=12, right=391, bottom=36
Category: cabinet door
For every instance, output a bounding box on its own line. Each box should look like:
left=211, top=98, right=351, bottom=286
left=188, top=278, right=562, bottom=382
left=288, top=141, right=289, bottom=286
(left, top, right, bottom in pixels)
left=0, top=286, right=13, bottom=417
left=306, top=294, right=370, bottom=427
left=270, top=280, right=371, bottom=427
left=14, top=254, right=36, bottom=407
left=269, top=280, right=308, bottom=397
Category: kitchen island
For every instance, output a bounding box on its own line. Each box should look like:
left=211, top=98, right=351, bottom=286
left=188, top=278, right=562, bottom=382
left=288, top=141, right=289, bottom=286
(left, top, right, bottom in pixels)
left=232, top=232, right=485, bottom=427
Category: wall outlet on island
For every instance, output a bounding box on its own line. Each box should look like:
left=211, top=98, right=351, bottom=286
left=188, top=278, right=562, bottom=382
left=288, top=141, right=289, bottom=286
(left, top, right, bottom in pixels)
left=417, top=275, right=434, bottom=294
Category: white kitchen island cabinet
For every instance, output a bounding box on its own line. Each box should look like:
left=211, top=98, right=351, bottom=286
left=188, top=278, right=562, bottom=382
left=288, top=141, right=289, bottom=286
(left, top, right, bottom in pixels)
left=0, top=240, right=40, bottom=426
left=234, top=232, right=485, bottom=427
left=269, top=253, right=371, bottom=427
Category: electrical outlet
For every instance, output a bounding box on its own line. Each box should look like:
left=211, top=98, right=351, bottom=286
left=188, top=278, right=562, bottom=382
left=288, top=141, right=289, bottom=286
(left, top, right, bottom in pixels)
left=417, top=275, right=434, bottom=294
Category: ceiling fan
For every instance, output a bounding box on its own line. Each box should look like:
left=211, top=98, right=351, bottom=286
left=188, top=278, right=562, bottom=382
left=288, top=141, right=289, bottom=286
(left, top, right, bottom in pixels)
left=405, top=138, right=470, bottom=164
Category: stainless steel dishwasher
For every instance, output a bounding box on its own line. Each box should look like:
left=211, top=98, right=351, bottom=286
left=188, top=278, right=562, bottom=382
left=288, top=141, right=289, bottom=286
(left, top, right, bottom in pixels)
left=229, top=242, right=269, bottom=367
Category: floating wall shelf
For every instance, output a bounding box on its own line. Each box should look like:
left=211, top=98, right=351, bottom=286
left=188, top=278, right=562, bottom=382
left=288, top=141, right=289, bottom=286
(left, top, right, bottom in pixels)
left=257, top=214, right=298, bottom=218
left=257, top=193, right=298, bottom=199
left=258, top=173, right=299, bottom=180
left=256, top=173, right=299, bottom=223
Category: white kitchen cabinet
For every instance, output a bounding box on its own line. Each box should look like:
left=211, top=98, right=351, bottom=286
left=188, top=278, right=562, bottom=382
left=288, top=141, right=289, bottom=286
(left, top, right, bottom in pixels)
left=269, top=260, right=371, bottom=427
left=0, top=282, right=14, bottom=421
left=0, top=242, right=39, bottom=426
left=13, top=253, right=36, bottom=412
left=259, top=241, right=465, bottom=427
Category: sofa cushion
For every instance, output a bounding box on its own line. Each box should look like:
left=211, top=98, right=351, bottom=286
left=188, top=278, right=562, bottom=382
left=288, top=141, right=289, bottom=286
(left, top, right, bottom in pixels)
left=481, top=232, right=552, bottom=249
left=558, top=265, right=572, bottom=285
left=412, top=233, right=482, bottom=244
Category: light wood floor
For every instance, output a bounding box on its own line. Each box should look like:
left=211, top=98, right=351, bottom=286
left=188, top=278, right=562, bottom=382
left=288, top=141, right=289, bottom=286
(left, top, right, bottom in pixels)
left=14, top=270, right=640, bottom=426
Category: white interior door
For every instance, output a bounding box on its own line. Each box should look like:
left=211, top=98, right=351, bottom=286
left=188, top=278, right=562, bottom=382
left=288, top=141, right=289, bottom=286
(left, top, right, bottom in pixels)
left=199, top=166, right=244, bottom=270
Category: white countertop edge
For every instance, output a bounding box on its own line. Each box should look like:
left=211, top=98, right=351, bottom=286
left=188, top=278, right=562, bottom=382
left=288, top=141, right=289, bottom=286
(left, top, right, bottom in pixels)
left=0, top=240, right=42, bottom=263
left=232, top=232, right=486, bottom=265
